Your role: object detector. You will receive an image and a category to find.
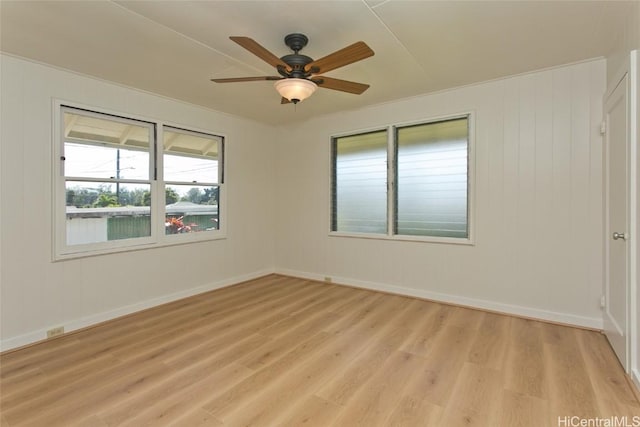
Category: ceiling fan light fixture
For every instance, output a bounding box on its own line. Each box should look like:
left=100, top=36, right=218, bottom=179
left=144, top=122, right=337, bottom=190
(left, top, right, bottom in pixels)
left=274, top=78, right=317, bottom=103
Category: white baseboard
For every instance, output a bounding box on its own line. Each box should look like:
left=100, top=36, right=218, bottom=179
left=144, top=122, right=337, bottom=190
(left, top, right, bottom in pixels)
left=2, top=267, right=604, bottom=352
left=633, top=368, right=640, bottom=393
left=0, top=268, right=274, bottom=352
left=276, top=268, right=603, bottom=330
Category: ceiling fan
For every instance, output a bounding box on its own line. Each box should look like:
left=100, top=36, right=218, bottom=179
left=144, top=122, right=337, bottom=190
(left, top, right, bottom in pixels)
left=211, top=33, right=374, bottom=104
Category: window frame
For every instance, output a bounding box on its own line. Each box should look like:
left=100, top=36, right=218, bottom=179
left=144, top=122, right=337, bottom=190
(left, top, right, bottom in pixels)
left=330, top=127, right=390, bottom=235
left=53, top=100, right=226, bottom=260
left=329, top=112, right=475, bottom=245
left=159, top=124, right=225, bottom=242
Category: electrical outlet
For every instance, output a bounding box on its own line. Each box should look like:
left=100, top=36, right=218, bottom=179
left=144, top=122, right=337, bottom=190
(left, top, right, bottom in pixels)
left=324, top=276, right=332, bottom=283
left=600, top=295, right=606, bottom=309
left=47, top=326, right=64, bottom=338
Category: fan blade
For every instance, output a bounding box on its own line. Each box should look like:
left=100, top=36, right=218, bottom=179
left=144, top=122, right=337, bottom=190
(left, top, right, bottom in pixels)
left=280, top=97, right=292, bottom=104
left=313, top=76, right=370, bottom=94
left=211, top=76, right=282, bottom=83
left=230, top=36, right=292, bottom=72
left=304, top=41, right=374, bottom=74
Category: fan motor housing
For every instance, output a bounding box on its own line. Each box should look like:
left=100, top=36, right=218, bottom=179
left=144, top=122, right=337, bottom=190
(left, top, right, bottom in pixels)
left=281, top=53, right=313, bottom=67
left=284, top=33, right=308, bottom=52
left=280, top=54, right=313, bottom=77
left=280, top=34, right=314, bottom=78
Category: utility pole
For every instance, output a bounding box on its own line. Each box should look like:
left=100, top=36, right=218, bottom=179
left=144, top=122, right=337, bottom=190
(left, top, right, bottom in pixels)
left=116, top=149, right=120, bottom=203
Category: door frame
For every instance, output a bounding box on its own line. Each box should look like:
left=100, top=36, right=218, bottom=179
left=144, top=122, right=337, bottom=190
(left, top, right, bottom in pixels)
left=603, top=50, right=638, bottom=375
left=604, top=71, right=630, bottom=371
left=630, top=49, right=639, bottom=388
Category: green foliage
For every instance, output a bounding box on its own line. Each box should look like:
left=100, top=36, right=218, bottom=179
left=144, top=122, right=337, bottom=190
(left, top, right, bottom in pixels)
left=93, top=193, right=119, bottom=207
left=67, top=185, right=146, bottom=208
left=180, top=187, right=218, bottom=204
left=117, top=188, right=147, bottom=206
left=182, top=187, right=204, bottom=203
left=65, top=185, right=208, bottom=208
left=165, top=188, right=179, bottom=205
left=203, top=187, right=219, bottom=205
left=66, top=187, right=98, bottom=208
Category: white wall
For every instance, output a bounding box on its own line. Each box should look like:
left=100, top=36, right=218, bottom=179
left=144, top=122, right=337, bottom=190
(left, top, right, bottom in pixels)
left=275, top=59, right=606, bottom=329
left=606, top=2, right=640, bottom=92
left=0, top=52, right=618, bottom=353
left=0, top=54, right=277, bottom=350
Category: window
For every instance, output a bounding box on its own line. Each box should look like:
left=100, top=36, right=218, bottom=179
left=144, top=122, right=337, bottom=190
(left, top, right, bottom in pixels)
left=55, top=105, right=225, bottom=259
left=395, top=118, right=469, bottom=238
left=331, top=129, right=388, bottom=234
left=331, top=114, right=472, bottom=242
left=163, top=127, right=222, bottom=235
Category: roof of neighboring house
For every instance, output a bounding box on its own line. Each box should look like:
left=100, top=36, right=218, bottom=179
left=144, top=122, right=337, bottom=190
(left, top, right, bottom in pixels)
left=66, top=202, right=218, bottom=218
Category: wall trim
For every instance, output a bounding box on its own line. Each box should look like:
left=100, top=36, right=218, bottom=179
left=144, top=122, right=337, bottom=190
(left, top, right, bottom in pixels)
left=275, top=268, right=603, bottom=330
left=629, top=49, right=639, bottom=380
left=632, top=368, right=640, bottom=395
left=0, top=268, right=275, bottom=352
left=2, top=266, right=604, bottom=352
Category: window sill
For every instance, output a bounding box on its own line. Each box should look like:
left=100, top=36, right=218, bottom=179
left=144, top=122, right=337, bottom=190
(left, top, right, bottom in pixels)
left=54, top=232, right=227, bottom=261
left=328, top=231, right=474, bottom=246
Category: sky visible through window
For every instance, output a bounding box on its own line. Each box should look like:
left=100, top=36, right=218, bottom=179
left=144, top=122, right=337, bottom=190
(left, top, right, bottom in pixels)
left=65, top=143, right=218, bottom=197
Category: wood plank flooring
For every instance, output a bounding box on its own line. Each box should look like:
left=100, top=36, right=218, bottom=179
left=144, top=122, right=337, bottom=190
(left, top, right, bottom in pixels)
left=1, top=274, right=639, bottom=426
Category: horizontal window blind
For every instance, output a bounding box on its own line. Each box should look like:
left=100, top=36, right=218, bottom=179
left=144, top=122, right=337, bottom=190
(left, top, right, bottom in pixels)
left=332, top=130, right=388, bottom=234
left=395, top=118, right=469, bottom=238
left=330, top=115, right=470, bottom=241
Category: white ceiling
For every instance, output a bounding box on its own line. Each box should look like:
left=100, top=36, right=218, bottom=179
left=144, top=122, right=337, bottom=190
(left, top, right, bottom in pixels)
left=0, top=1, right=631, bottom=126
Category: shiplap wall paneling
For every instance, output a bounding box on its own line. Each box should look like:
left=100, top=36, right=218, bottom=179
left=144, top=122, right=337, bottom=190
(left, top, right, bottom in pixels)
left=0, top=55, right=277, bottom=350
left=533, top=70, right=555, bottom=305
left=275, top=59, right=605, bottom=328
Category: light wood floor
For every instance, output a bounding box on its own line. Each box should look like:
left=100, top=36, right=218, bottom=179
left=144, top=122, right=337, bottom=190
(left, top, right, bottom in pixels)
left=1, top=274, right=639, bottom=426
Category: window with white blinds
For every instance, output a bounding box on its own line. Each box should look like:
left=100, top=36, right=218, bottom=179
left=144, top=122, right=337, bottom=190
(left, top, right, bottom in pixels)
left=395, top=117, right=469, bottom=238
left=331, top=114, right=472, bottom=242
left=331, top=130, right=388, bottom=234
